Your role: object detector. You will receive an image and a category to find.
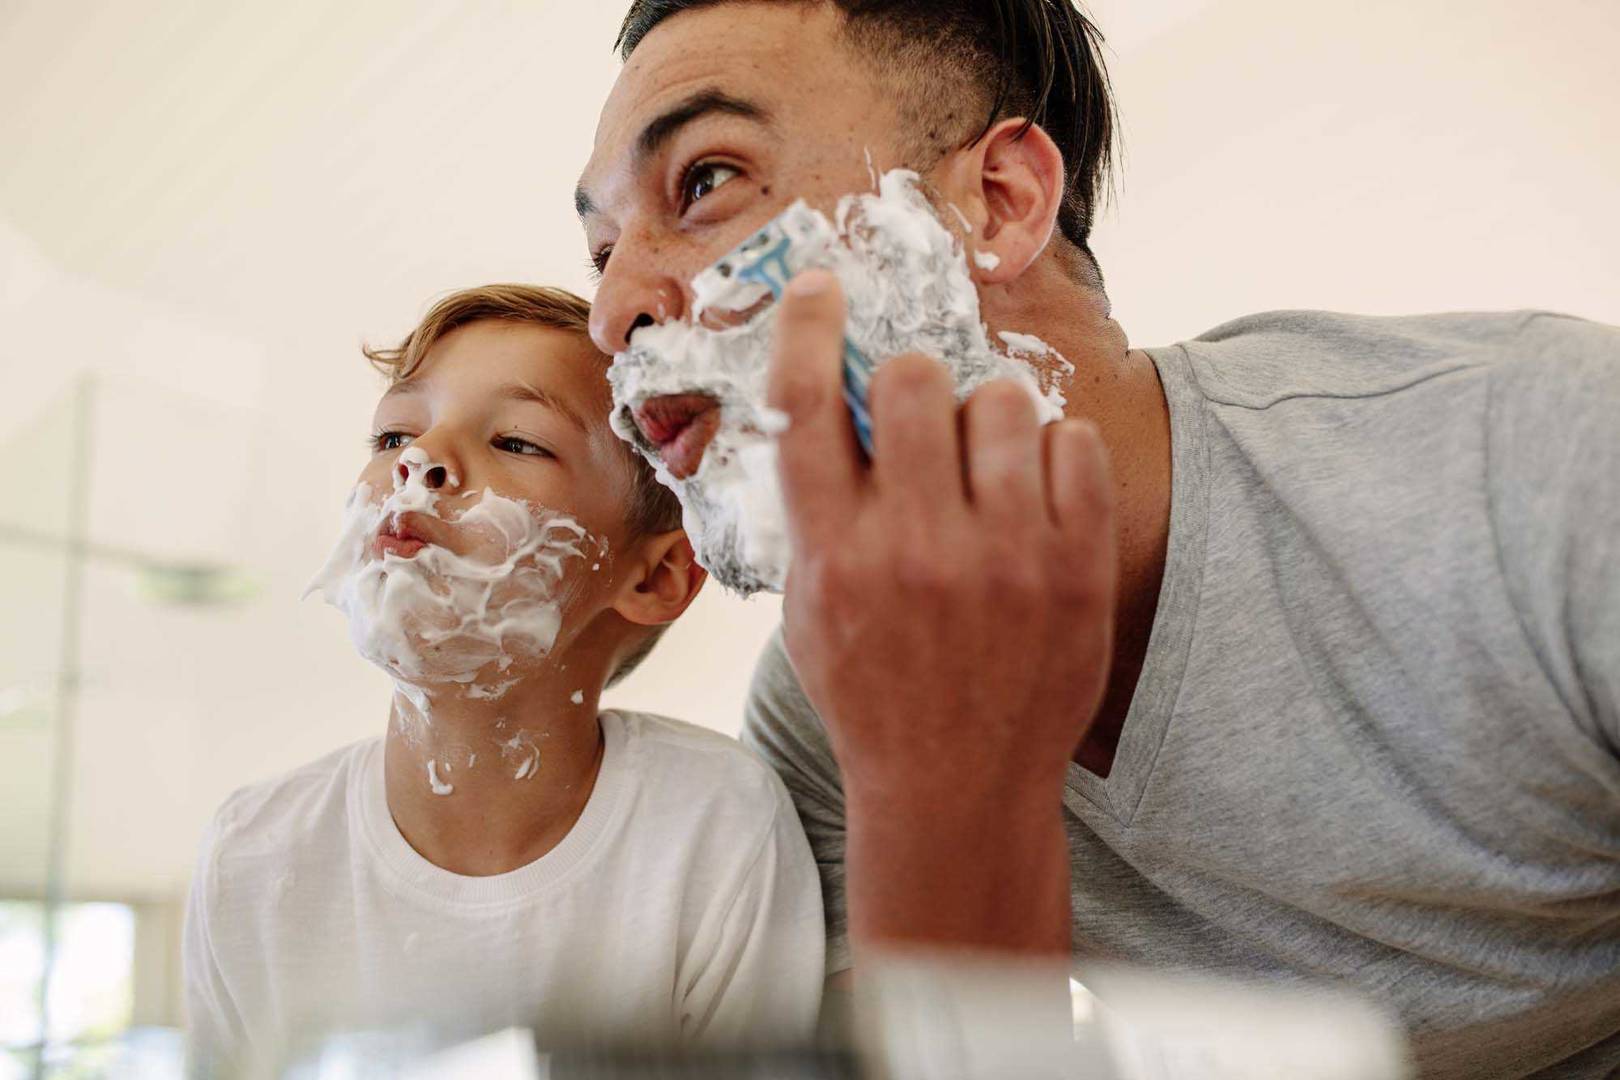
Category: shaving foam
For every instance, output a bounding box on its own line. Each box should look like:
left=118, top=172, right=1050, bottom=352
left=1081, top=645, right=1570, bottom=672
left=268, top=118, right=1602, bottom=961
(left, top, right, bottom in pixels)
left=306, top=448, right=597, bottom=762
left=607, top=169, right=1071, bottom=595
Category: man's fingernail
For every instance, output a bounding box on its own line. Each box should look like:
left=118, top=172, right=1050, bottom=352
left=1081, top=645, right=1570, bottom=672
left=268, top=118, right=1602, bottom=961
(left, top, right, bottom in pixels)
left=786, top=269, right=834, bottom=299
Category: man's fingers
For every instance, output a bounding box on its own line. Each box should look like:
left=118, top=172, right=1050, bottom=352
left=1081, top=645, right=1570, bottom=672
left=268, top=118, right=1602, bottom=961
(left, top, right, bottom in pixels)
left=768, top=270, right=864, bottom=544
left=962, top=380, right=1042, bottom=519
left=869, top=353, right=964, bottom=515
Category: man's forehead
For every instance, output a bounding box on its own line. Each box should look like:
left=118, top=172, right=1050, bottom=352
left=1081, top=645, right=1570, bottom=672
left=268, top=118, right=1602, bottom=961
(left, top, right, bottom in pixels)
left=582, top=4, right=850, bottom=191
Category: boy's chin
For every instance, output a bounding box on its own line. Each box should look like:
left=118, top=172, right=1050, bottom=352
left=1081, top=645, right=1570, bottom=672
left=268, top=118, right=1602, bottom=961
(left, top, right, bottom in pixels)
left=365, top=642, right=551, bottom=702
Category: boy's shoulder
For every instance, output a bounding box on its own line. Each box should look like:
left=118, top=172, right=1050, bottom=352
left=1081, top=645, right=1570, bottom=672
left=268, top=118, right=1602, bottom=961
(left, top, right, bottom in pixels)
left=609, top=709, right=790, bottom=818
left=199, top=738, right=377, bottom=880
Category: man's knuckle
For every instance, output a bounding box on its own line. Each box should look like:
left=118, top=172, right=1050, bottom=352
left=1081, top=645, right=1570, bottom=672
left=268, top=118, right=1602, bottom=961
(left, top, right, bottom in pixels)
left=770, top=369, right=825, bottom=417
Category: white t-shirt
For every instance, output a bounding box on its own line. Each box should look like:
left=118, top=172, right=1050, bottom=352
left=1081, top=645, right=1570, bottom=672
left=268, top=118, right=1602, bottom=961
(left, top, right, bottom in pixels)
left=183, top=710, right=825, bottom=1075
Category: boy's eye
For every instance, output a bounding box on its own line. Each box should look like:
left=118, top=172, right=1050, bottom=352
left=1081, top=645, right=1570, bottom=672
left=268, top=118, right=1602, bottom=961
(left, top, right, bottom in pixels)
left=495, top=435, right=554, bottom=459
left=681, top=161, right=741, bottom=211
left=371, top=431, right=413, bottom=452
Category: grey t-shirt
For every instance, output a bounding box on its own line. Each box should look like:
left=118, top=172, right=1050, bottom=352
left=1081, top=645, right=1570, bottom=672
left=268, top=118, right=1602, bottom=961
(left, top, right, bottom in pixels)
left=743, top=310, right=1620, bottom=1080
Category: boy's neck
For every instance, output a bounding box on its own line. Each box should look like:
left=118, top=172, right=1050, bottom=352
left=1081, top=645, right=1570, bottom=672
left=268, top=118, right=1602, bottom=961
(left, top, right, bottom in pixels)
left=382, top=659, right=608, bottom=877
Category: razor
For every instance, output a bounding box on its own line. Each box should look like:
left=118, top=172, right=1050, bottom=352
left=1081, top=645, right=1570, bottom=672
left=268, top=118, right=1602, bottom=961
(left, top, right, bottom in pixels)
left=692, top=203, right=877, bottom=455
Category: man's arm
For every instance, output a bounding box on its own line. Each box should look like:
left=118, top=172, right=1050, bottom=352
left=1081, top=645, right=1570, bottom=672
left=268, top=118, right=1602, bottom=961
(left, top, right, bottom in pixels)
left=763, top=270, right=1116, bottom=960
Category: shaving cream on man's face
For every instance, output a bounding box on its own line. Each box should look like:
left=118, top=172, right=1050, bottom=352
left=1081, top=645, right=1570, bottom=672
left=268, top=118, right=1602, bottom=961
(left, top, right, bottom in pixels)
left=607, top=168, right=1073, bottom=596
left=305, top=445, right=596, bottom=703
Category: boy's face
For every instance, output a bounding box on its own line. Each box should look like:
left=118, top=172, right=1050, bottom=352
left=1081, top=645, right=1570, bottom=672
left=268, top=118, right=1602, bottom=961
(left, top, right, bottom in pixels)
left=310, top=319, right=649, bottom=693
left=360, top=320, right=639, bottom=565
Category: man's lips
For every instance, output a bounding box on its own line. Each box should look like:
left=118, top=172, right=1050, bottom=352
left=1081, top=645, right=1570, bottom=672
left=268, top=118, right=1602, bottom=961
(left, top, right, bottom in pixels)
left=633, top=394, right=722, bottom=480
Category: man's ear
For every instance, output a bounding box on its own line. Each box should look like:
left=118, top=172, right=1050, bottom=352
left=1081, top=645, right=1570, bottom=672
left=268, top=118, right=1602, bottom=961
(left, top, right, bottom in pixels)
left=936, top=117, right=1066, bottom=284
left=611, top=529, right=706, bottom=628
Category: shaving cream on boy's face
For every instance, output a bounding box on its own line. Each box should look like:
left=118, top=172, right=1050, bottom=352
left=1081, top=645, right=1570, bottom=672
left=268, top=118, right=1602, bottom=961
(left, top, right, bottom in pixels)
left=607, top=168, right=1072, bottom=596
left=305, top=445, right=599, bottom=696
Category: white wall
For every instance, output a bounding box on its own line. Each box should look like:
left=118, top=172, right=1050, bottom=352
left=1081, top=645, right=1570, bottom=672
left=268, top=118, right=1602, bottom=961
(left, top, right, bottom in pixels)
left=0, top=0, right=1616, bottom=1022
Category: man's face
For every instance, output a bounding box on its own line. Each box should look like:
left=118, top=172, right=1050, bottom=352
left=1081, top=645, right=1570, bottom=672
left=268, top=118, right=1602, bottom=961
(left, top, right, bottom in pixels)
left=580, top=4, right=908, bottom=352
left=577, top=4, right=923, bottom=590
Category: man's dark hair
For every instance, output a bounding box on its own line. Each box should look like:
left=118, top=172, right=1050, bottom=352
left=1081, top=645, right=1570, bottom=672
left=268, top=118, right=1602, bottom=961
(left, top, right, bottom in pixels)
left=615, top=0, right=1117, bottom=279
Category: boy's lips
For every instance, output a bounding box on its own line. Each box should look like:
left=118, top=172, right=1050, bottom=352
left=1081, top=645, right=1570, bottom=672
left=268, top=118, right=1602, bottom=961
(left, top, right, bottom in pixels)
left=374, top=511, right=441, bottom=560
left=633, top=394, right=721, bottom=480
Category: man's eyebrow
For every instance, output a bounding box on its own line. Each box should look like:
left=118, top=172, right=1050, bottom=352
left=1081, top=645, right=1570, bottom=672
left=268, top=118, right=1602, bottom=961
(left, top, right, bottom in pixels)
left=636, top=88, right=769, bottom=158
left=500, top=381, right=590, bottom=434
left=574, top=88, right=770, bottom=222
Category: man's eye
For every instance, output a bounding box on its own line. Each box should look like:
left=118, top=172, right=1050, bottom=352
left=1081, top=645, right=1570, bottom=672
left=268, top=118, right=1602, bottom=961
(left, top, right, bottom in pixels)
left=371, top=431, right=413, bottom=452
left=495, top=436, right=553, bottom=458
left=681, top=161, right=741, bottom=210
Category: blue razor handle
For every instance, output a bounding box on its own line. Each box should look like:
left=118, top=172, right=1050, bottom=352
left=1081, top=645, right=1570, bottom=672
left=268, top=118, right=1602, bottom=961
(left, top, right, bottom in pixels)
left=702, top=215, right=877, bottom=456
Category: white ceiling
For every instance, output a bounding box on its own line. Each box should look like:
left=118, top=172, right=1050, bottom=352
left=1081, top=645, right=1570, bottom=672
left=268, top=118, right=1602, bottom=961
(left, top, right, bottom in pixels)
left=2, top=0, right=1616, bottom=899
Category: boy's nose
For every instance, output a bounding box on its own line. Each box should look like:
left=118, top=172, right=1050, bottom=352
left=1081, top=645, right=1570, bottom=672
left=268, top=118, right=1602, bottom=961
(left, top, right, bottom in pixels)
left=398, top=461, right=450, bottom=489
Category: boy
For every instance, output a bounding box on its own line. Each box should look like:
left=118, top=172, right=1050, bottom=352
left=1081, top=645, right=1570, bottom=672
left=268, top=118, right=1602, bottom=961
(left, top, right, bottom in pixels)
left=183, top=285, right=824, bottom=1076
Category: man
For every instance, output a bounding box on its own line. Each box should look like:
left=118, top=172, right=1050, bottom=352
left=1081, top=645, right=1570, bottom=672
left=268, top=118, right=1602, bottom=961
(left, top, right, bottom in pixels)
left=574, top=1, right=1620, bottom=1076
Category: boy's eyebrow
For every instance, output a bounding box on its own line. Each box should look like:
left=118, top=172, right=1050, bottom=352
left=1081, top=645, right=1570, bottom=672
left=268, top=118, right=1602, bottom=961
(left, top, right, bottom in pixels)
left=383, top=380, right=424, bottom=399
left=500, top=381, right=590, bottom=434
left=574, top=88, right=771, bottom=220
left=380, top=379, right=591, bottom=435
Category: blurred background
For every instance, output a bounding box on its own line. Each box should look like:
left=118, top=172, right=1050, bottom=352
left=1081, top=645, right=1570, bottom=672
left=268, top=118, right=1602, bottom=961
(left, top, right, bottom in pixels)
left=1, top=0, right=1617, bottom=1074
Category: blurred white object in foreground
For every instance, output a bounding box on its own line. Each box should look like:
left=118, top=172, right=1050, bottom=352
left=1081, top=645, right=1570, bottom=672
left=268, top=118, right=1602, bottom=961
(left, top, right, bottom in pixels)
left=1084, top=967, right=1410, bottom=1080
left=857, top=953, right=1410, bottom=1080
left=400, top=1027, right=542, bottom=1080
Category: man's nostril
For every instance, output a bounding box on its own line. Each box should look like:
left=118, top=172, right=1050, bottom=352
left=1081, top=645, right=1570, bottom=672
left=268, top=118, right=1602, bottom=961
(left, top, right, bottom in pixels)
left=424, top=466, right=447, bottom=489
left=396, top=462, right=410, bottom=484
left=626, top=312, right=655, bottom=345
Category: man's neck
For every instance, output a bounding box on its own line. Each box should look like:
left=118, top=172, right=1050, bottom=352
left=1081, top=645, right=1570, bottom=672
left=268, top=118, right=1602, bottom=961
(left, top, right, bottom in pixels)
left=982, top=258, right=1174, bottom=777
left=382, top=659, right=607, bottom=876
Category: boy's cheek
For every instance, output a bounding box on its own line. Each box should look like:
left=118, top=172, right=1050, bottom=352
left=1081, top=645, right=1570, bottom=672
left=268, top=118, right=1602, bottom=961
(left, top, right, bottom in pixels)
left=355, top=458, right=393, bottom=495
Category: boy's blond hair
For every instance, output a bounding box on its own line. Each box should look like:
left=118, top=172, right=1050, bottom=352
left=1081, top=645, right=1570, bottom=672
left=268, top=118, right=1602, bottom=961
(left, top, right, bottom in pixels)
left=364, top=284, right=684, bottom=684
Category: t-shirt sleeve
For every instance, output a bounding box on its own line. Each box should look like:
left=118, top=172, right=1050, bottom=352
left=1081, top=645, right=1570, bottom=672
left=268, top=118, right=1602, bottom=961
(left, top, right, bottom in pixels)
left=182, top=814, right=248, bottom=1079
left=1486, top=313, right=1620, bottom=754
left=678, top=767, right=826, bottom=1046
left=740, top=626, right=852, bottom=975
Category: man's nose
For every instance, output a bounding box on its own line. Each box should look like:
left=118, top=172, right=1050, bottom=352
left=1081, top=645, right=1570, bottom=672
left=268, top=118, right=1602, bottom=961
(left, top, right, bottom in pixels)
left=588, top=257, right=687, bottom=355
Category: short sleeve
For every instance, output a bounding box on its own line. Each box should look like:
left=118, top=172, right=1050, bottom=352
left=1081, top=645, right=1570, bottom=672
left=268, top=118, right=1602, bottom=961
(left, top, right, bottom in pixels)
left=1486, top=313, right=1620, bottom=754
left=677, top=769, right=826, bottom=1046
left=182, top=816, right=249, bottom=1079
left=741, top=627, right=852, bottom=975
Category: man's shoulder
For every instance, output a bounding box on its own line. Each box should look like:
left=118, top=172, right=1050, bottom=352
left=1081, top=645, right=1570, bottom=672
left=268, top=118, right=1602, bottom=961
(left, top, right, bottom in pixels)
left=200, top=738, right=375, bottom=879
left=1171, top=308, right=1617, bottom=411
left=739, top=630, right=845, bottom=811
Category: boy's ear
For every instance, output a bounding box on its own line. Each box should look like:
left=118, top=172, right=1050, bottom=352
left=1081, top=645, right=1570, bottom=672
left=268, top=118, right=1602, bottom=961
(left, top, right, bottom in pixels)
left=610, top=529, right=706, bottom=628
left=936, top=116, right=1066, bottom=284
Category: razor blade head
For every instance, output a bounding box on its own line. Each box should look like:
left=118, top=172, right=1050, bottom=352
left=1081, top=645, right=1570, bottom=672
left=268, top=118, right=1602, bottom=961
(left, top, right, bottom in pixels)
left=689, top=198, right=877, bottom=457
left=692, top=200, right=836, bottom=315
